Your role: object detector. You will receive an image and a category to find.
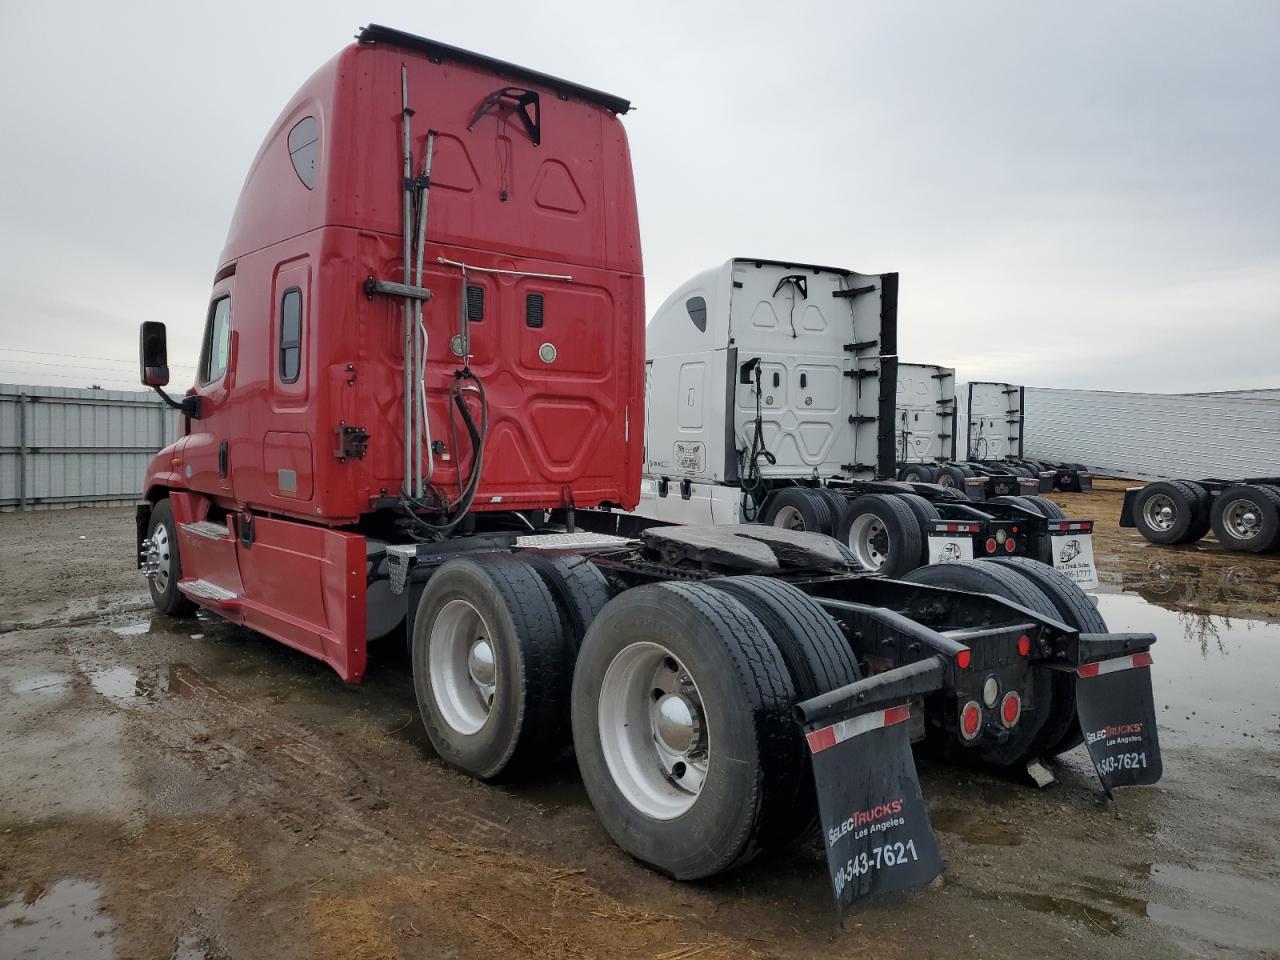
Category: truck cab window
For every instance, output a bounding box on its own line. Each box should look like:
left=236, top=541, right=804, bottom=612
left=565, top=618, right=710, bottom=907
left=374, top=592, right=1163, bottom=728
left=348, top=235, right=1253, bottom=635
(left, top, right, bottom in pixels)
left=280, top=288, right=302, bottom=382
left=200, top=297, right=232, bottom=384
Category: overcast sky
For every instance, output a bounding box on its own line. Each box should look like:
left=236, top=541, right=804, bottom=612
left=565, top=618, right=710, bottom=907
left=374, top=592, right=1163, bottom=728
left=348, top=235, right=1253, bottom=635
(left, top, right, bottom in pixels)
left=1, top=1, right=1276, bottom=392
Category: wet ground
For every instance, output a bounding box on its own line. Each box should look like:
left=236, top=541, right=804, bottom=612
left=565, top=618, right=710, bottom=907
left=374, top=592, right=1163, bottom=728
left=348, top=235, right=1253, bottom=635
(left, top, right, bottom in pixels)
left=1, top=495, right=1278, bottom=959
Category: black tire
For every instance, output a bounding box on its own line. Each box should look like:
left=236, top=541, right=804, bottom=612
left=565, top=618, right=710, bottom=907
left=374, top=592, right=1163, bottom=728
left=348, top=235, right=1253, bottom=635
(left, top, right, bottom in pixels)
left=938, top=464, right=968, bottom=489
left=897, top=493, right=941, bottom=568
left=835, top=493, right=925, bottom=577
left=412, top=555, right=572, bottom=781
left=704, top=575, right=860, bottom=846
left=987, top=556, right=1108, bottom=755
left=1132, top=480, right=1210, bottom=545
left=524, top=552, right=613, bottom=657
left=145, top=499, right=197, bottom=616
left=1179, top=481, right=1212, bottom=541
left=1023, top=495, right=1066, bottom=520
left=571, top=581, right=801, bottom=879
left=762, top=487, right=835, bottom=535
left=1210, top=484, right=1280, bottom=553
left=902, top=560, right=1059, bottom=767
left=900, top=464, right=938, bottom=483
left=812, top=488, right=850, bottom=532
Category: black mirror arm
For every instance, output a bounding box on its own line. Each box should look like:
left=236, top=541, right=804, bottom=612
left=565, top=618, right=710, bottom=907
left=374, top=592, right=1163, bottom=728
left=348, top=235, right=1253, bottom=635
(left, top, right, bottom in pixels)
left=151, top=386, right=202, bottom=419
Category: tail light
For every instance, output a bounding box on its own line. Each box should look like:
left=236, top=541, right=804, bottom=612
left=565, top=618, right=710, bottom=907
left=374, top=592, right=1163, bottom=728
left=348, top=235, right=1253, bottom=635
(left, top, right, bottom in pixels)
left=955, top=649, right=972, bottom=670
left=981, top=676, right=999, bottom=707
left=1017, top=635, right=1032, bottom=657
left=960, top=701, right=982, bottom=740
left=1000, top=691, right=1022, bottom=727
left=1004, top=538, right=1017, bottom=553
left=985, top=538, right=998, bottom=554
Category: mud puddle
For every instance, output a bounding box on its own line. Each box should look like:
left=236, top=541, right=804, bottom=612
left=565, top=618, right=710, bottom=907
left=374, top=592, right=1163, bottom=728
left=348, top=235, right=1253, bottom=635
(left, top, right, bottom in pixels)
left=1133, top=862, right=1280, bottom=954
left=0, top=878, right=115, bottom=959
left=1094, top=592, right=1280, bottom=748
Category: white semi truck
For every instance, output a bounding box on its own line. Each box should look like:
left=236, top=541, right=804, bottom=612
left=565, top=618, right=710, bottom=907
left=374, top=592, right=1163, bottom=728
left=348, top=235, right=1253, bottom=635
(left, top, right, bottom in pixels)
left=963, top=381, right=1094, bottom=494
left=625, top=259, right=1098, bottom=583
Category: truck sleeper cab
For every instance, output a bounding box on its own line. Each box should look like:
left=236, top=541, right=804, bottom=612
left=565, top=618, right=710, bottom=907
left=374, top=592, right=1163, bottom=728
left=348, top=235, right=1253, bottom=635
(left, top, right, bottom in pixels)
left=136, top=28, right=1161, bottom=910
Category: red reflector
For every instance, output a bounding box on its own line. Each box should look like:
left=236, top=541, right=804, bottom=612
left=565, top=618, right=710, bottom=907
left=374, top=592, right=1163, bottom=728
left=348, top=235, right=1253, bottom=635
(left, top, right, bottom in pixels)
left=1132, top=651, right=1153, bottom=668
left=1017, top=635, right=1032, bottom=657
left=883, top=704, right=911, bottom=727
left=985, top=538, right=998, bottom=553
left=1012, top=525, right=1019, bottom=534
left=805, top=726, right=837, bottom=752
left=956, top=649, right=972, bottom=670
left=1077, top=662, right=1100, bottom=679
left=1004, top=538, right=1017, bottom=553
left=960, top=701, right=982, bottom=740
left=1000, top=691, right=1021, bottom=727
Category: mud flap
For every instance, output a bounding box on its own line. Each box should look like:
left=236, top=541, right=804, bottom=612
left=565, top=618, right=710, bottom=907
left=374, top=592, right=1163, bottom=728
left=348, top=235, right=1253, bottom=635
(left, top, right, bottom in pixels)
left=1075, top=651, right=1162, bottom=797
left=806, top=704, right=944, bottom=911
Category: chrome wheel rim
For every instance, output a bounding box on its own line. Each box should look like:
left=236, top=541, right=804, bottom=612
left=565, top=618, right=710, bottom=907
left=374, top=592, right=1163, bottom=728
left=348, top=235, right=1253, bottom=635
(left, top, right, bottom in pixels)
left=1222, top=499, right=1263, bottom=541
left=429, top=599, right=497, bottom=735
left=847, top=513, right=889, bottom=570
left=1142, top=494, right=1177, bottom=532
left=773, top=505, right=806, bottom=531
left=144, top=524, right=172, bottom=592
left=598, top=642, right=709, bottom=820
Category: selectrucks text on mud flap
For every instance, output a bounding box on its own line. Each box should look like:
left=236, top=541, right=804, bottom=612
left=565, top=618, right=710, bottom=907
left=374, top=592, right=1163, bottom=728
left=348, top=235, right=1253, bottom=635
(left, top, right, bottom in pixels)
left=804, top=704, right=943, bottom=912
left=1075, top=652, right=1162, bottom=797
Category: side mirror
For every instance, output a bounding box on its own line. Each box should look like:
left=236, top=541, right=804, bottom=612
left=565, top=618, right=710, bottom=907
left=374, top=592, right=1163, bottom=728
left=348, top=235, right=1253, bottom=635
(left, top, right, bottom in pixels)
left=140, top=321, right=170, bottom=387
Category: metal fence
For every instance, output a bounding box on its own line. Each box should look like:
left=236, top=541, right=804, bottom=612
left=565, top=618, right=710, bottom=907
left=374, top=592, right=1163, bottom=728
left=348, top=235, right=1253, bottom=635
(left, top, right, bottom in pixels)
left=1022, top=387, right=1280, bottom=480
left=0, top=384, right=179, bottom=511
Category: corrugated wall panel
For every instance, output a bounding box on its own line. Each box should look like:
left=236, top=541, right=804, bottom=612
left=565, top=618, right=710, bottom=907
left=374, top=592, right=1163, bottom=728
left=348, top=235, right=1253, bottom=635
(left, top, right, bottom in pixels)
left=1023, top=387, right=1280, bottom=480
left=0, top=384, right=180, bottom=511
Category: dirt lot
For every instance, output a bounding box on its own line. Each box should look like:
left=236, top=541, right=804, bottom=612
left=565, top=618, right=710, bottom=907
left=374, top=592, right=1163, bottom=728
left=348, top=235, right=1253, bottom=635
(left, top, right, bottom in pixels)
left=1, top=488, right=1278, bottom=959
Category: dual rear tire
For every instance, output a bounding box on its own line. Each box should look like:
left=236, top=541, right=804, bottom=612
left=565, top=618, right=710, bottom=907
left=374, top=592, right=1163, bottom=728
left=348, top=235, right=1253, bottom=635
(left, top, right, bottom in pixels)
left=761, top=487, right=841, bottom=536
left=413, top=557, right=862, bottom=879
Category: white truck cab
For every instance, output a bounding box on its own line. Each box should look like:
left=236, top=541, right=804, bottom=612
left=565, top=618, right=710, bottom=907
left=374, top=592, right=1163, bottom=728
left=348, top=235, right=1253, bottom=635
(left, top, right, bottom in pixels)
left=640, top=258, right=898, bottom=523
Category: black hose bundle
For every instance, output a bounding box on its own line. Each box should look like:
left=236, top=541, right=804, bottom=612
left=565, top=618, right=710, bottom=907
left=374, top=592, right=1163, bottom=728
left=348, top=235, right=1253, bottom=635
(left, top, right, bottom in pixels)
left=401, top=369, right=488, bottom=539
left=738, top=360, right=775, bottom=520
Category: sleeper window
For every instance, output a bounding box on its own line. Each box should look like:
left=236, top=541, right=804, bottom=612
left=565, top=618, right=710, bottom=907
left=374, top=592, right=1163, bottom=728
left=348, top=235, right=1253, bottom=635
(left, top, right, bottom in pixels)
left=288, top=116, right=318, bottom=189
left=280, top=287, right=302, bottom=383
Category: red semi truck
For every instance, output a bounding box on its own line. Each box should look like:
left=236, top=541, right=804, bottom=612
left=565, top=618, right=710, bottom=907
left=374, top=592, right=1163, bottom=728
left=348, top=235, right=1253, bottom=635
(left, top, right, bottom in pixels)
left=136, top=25, right=1161, bottom=910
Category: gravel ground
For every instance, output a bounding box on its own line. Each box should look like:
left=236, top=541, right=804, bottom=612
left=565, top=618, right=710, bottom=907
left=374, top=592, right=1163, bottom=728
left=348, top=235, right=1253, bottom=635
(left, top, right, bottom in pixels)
left=0, top=493, right=1277, bottom=959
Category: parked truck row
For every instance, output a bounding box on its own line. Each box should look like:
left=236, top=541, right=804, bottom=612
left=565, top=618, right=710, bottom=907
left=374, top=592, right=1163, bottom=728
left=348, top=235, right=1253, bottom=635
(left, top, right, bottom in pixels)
left=624, top=261, right=1097, bottom=585
left=134, top=25, right=1160, bottom=910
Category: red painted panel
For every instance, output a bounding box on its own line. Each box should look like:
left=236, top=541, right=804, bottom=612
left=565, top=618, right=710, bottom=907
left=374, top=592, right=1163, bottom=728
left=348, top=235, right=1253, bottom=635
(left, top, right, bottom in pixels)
left=235, top=516, right=368, bottom=682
